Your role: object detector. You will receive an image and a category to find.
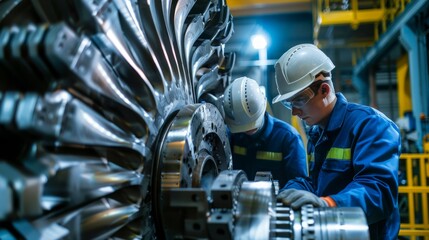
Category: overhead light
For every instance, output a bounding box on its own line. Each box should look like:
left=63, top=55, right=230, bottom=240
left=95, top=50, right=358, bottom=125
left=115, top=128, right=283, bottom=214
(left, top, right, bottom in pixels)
left=251, top=34, right=267, bottom=50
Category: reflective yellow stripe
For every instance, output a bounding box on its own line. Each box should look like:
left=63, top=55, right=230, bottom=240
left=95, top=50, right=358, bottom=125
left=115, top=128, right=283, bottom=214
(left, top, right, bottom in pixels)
left=256, top=151, right=282, bottom=161
left=233, top=146, right=282, bottom=161
left=326, top=147, right=351, bottom=161
left=233, top=145, right=246, bottom=155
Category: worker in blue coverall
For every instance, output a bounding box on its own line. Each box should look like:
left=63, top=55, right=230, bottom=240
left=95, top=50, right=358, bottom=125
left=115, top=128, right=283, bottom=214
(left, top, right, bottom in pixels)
left=272, top=43, right=401, bottom=240
left=222, top=76, right=307, bottom=188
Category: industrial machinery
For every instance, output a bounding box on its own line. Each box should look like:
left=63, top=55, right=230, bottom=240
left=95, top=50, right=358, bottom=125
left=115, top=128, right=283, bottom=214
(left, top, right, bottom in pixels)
left=0, top=0, right=369, bottom=239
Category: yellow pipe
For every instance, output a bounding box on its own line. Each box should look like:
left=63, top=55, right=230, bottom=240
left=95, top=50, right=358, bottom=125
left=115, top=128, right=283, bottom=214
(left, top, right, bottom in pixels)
left=227, top=0, right=309, bottom=7
left=227, top=0, right=311, bottom=16
left=319, top=9, right=385, bottom=25
left=397, top=54, right=412, bottom=117
left=351, top=0, right=358, bottom=29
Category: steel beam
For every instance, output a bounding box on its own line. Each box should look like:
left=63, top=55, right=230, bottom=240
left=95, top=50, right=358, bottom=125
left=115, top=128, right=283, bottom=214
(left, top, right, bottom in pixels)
left=399, top=23, right=429, bottom=152
left=353, top=0, right=429, bottom=77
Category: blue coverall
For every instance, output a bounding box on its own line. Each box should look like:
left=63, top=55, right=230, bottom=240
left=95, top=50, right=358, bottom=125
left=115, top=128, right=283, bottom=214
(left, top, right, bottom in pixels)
left=230, top=112, right=307, bottom=188
left=283, top=93, right=401, bottom=240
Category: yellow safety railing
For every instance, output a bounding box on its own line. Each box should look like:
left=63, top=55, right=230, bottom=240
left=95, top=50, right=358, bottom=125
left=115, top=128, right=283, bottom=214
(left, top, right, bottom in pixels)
left=398, top=153, right=429, bottom=239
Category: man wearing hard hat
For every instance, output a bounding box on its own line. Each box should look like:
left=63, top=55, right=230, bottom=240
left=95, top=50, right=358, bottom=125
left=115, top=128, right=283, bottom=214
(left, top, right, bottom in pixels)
left=273, top=43, right=401, bottom=240
left=223, top=76, right=307, bottom=188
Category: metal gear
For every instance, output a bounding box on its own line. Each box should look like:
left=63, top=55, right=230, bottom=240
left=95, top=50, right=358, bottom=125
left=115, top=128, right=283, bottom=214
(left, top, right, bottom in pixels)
left=301, top=204, right=316, bottom=240
left=0, top=0, right=234, bottom=239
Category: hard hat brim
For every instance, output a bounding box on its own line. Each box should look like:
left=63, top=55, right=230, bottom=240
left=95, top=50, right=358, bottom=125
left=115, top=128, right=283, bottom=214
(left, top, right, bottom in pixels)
left=228, top=112, right=265, bottom=133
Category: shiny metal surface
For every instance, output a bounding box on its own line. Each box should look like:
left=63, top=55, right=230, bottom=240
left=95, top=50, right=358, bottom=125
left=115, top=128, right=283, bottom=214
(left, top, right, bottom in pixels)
left=0, top=0, right=233, bottom=239
left=271, top=204, right=370, bottom=240
left=234, top=181, right=274, bottom=239
left=0, top=0, right=369, bottom=239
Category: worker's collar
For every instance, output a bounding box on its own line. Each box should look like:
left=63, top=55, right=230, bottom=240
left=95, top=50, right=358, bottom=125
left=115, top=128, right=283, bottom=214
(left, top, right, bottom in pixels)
left=324, top=93, right=347, bottom=132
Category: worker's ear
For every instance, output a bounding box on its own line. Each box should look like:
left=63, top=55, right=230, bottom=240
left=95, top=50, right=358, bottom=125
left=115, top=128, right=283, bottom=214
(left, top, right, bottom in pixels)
left=321, top=84, right=328, bottom=95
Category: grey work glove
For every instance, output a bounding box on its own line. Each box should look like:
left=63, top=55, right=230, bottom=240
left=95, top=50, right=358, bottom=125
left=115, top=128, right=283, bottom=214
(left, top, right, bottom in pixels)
left=277, top=189, right=327, bottom=209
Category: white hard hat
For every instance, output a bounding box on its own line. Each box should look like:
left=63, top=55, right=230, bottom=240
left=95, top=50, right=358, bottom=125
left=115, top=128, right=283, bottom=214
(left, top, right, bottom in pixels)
left=272, top=43, right=335, bottom=104
left=223, top=77, right=266, bottom=133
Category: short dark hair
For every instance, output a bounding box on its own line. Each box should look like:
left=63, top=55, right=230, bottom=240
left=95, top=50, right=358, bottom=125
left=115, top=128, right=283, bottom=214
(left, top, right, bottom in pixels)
left=310, top=80, right=329, bottom=94
left=312, top=72, right=334, bottom=93
left=315, top=72, right=330, bottom=78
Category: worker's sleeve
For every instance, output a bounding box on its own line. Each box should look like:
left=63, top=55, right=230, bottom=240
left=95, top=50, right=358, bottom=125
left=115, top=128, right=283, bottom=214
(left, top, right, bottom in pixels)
left=330, top=115, right=401, bottom=225
left=280, top=131, right=308, bottom=187
left=279, top=176, right=315, bottom=193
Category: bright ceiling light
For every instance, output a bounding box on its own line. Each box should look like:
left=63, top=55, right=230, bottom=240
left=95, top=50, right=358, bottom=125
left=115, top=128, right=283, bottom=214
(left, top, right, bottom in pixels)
left=251, top=34, right=267, bottom=50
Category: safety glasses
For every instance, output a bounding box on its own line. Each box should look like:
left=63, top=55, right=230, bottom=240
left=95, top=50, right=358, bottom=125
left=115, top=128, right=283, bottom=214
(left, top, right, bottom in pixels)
left=280, top=80, right=328, bottom=110
left=281, top=87, right=315, bottom=110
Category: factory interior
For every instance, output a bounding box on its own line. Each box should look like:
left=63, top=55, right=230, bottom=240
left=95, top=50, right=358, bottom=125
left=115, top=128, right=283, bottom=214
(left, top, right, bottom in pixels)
left=0, top=0, right=428, bottom=239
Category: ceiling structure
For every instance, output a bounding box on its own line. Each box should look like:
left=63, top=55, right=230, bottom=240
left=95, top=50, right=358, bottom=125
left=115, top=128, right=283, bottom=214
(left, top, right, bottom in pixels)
left=224, top=0, right=411, bottom=104
left=224, top=0, right=314, bottom=85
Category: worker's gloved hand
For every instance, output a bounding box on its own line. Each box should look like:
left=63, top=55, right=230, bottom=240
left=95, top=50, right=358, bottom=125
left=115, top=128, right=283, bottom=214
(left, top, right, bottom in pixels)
left=277, top=189, right=327, bottom=209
